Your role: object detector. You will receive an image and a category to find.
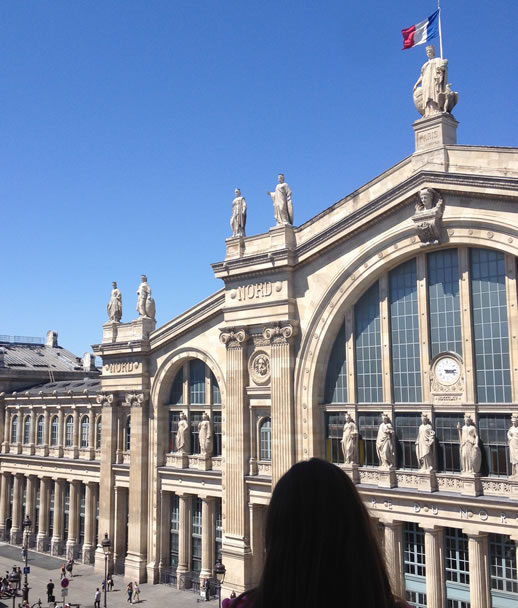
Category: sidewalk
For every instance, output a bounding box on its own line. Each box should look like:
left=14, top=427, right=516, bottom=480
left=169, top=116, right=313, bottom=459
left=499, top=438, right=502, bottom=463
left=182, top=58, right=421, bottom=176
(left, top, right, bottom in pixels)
left=0, top=544, right=211, bottom=608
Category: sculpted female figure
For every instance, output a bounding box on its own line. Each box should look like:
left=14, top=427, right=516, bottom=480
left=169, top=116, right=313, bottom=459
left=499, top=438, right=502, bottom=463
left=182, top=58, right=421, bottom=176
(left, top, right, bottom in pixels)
left=230, top=188, right=247, bottom=237
left=508, top=414, right=518, bottom=479
left=267, top=174, right=293, bottom=226
left=341, top=412, right=358, bottom=464
left=176, top=412, right=190, bottom=454
left=107, top=281, right=122, bottom=322
left=415, top=413, right=435, bottom=471
left=376, top=414, right=395, bottom=468
left=457, top=414, right=481, bottom=474
left=198, top=412, right=213, bottom=457
left=413, top=45, right=448, bottom=116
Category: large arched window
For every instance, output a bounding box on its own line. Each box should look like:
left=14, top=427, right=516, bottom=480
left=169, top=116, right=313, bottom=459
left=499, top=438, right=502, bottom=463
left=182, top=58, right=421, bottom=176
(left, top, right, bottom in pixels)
left=50, top=416, right=59, bottom=446
left=166, top=359, right=222, bottom=456
left=125, top=416, right=131, bottom=451
left=23, top=416, right=31, bottom=444
left=324, top=247, right=514, bottom=473
left=96, top=416, right=102, bottom=449
left=80, top=416, right=89, bottom=448
left=65, top=415, right=73, bottom=447
left=36, top=415, right=44, bottom=445
left=259, top=418, right=272, bottom=461
left=10, top=415, right=18, bottom=443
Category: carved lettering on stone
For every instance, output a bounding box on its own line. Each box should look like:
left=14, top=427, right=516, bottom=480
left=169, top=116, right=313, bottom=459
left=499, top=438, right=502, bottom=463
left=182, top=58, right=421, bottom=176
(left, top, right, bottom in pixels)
left=104, top=360, right=140, bottom=374
left=231, top=281, right=275, bottom=302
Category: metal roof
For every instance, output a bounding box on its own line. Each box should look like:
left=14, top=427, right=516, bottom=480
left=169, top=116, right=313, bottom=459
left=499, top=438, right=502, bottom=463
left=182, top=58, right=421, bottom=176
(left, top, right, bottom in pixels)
left=15, top=377, right=102, bottom=396
left=0, top=343, right=84, bottom=372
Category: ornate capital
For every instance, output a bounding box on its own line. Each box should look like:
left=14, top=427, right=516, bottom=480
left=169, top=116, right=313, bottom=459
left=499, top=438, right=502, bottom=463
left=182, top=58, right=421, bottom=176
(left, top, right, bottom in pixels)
left=123, top=392, right=146, bottom=408
left=95, top=392, right=114, bottom=408
left=219, top=327, right=248, bottom=348
left=262, top=323, right=297, bottom=344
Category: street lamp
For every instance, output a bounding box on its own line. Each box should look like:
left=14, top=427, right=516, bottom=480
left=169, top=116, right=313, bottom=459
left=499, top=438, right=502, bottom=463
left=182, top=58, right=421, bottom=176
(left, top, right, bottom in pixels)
left=101, top=533, right=111, bottom=608
left=22, top=514, right=32, bottom=603
left=214, top=559, right=226, bottom=608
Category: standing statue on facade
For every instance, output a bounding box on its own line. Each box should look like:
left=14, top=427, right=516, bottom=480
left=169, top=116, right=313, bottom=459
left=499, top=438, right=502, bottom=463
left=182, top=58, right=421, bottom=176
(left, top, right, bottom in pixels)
left=230, top=188, right=247, bottom=238
left=198, top=412, right=213, bottom=457
left=457, top=414, right=481, bottom=474
left=107, top=281, right=122, bottom=323
left=413, top=45, right=457, bottom=117
left=341, top=412, right=358, bottom=465
left=415, top=413, right=435, bottom=471
left=376, top=413, right=395, bottom=468
left=508, top=414, right=518, bottom=479
left=176, top=412, right=190, bottom=454
left=136, top=275, right=156, bottom=321
left=267, top=173, right=293, bottom=227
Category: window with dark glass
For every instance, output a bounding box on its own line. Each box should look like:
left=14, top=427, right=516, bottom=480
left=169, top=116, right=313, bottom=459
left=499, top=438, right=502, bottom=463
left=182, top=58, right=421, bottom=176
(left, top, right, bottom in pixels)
left=65, top=415, right=73, bottom=447
left=325, top=412, right=346, bottom=464
left=489, top=533, right=518, bottom=595
left=406, top=591, right=427, bottom=608
left=358, top=413, right=381, bottom=466
left=395, top=414, right=421, bottom=469
left=190, top=412, right=203, bottom=454
left=36, top=415, right=44, bottom=445
left=170, top=495, right=179, bottom=568
left=428, top=249, right=462, bottom=358
left=63, top=482, right=70, bottom=537
left=325, top=322, right=347, bottom=403
left=48, top=486, right=54, bottom=537
left=390, top=259, right=421, bottom=403
left=11, top=415, right=18, bottom=443
left=79, top=484, right=85, bottom=544
left=23, top=416, right=31, bottom=444
left=191, top=497, right=202, bottom=574
left=211, top=371, right=221, bottom=405
left=355, top=283, right=382, bottom=403
left=259, top=418, right=272, bottom=461
left=479, top=414, right=510, bottom=477
left=125, top=416, right=131, bottom=451
left=404, top=523, right=426, bottom=577
left=445, top=528, right=469, bottom=585
left=170, top=370, right=183, bottom=405
left=34, top=488, right=40, bottom=535
left=189, top=359, right=206, bottom=404
left=215, top=499, right=222, bottom=562
left=213, top=412, right=222, bottom=457
left=168, top=412, right=180, bottom=453
left=80, top=416, right=89, bottom=448
left=50, top=416, right=58, bottom=446
left=96, top=416, right=102, bottom=449
left=471, top=248, right=511, bottom=403
left=435, top=415, right=464, bottom=473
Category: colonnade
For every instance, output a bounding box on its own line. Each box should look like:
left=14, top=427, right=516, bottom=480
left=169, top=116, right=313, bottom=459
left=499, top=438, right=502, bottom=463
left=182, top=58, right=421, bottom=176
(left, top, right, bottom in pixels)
left=0, top=471, right=99, bottom=563
left=378, top=517, right=518, bottom=608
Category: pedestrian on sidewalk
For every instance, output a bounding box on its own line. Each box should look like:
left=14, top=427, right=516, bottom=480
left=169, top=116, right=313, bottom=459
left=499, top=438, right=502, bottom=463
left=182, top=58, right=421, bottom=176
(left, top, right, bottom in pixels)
left=133, top=581, right=140, bottom=603
left=107, top=573, right=114, bottom=591
left=60, top=563, right=66, bottom=579
left=94, top=587, right=101, bottom=608
left=127, top=581, right=133, bottom=603
left=47, top=578, right=55, bottom=603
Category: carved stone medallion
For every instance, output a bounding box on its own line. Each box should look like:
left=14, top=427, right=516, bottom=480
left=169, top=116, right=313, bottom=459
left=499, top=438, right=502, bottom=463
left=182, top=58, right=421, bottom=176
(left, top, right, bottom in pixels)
left=248, top=351, right=271, bottom=385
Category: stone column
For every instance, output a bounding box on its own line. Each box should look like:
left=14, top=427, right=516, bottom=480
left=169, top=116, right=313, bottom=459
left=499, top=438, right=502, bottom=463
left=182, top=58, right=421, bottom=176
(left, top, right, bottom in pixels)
left=51, top=478, right=65, bottom=556
left=43, top=410, right=50, bottom=452
left=57, top=408, right=64, bottom=457
left=82, top=481, right=97, bottom=564
left=37, top=477, right=51, bottom=552
left=2, top=409, right=11, bottom=452
left=468, top=532, right=489, bottom=608
left=383, top=521, right=405, bottom=598
left=0, top=397, right=5, bottom=454
left=176, top=494, right=192, bottom=590
left=88, top=410, right=95, bottom=458
left=249, top=503, right=266, bottom=588
left=114, top=486, right=128, bottom=574
left=25, top=475, right=37, bottom=546
left=423, top=526, right=444, bottom=608
left=219, top=328, right=252, bottom=592
left=158, top=491, right=171, bottom=582
left=200, top=497, right=215, bottom=581
left=10, top=473, right=23, bottom=544
left=0, top=472, right=12, bottom=539
left=72, top=409, right=80, bottom=457
left=263, top=324, right=297, bottom=485
left=66, top=480, right=80, bottom=559
left=94, top=393, right=117, bottom=574
left=124, top=392, right=149, bottom=582
left=16, top=410, right=22, bottom=445
left=29, top=411, right=37, bottom=452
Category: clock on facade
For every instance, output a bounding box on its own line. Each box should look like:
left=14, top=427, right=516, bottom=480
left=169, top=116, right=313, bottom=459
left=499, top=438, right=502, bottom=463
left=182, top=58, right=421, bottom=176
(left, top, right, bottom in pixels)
left=434, top=355, right=461, bottom=386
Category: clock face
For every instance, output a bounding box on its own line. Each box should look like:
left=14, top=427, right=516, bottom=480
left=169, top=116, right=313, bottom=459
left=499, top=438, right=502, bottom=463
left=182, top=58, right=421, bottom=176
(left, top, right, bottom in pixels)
left=435, top=356, right=461, bottom=385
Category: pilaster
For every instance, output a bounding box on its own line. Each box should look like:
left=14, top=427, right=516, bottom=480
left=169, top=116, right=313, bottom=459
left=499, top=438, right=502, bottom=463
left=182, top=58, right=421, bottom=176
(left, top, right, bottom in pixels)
left=124, top=391, right=149, bottom=583
left=82, top=481, right=97, bottom=564
left=158, top=490, right=171, bottom=582
left=0, top=472, right=11, bottom=539
left=51, top=478, right=65, bottom=556
left=37, top=477, right=50, bottom=552
left=200, top=497, right=215, bottom=580
left=249, top=504, right=266, bottom=588
left=176, top=494, right=192, bottom=590
left=66, top=480, right=80, bottom=558
left=25, top=475, right=37, bottom=546
left=114, top=485, right=128, bottom=574
left=10, top=472, right=23, bottom=544
left=382, top=521, right=405, bottom=598
left=423, top=526, right=444, bottom=608
left=2, top=409, right=11, bottom=452
left=467, top=532, right=489, bottom=608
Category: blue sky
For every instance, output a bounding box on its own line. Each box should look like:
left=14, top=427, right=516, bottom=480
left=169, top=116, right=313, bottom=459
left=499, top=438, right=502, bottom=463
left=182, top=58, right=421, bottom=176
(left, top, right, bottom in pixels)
left=2, top=1, right=517, bottom=357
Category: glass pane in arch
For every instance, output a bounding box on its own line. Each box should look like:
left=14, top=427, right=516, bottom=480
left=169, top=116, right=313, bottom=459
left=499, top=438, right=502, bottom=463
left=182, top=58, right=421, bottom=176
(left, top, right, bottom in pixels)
left=259, top=418, right=271, bottom=461
left=80, top=416, right=89, bottom=448
left=355, top=282, right=382, bottom=403
left=428, top=249, right=462, bottom=357
left=65, top=416, right=73, bottom=447
left=189, top=359, right=205, bottom=404
left=390, top=258, right=422, bottom=403
left=470, top=248, right=511, bottom=403
left=96, top=417, right=102, bottom=449
left=325, top=322, right=347, bottom=403
left=11, top=415, right=18, bottom=443
left=37, top=416, right=44, bottom=445
left=170, top=370, right=183, bottom=405
left=23, top=416, right=31, bottom=444
left=50, top=416, right=58, bottom=446
left=211, top=371, right=221, bottom=405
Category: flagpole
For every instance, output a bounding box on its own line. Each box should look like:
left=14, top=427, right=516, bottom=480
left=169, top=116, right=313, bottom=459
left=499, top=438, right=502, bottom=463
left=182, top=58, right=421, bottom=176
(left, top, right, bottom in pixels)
left=438, top=0, right=444, bottom=58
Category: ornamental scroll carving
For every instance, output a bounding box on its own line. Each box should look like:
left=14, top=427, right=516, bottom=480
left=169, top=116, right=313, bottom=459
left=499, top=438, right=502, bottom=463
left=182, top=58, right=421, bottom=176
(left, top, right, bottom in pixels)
left=95, top=393, right=114, bottom=407
left=262, top=324, right=296, bottom=344
left=219, top=328, right=248, bottom=348
left=123, top=392, right=146, bottom=408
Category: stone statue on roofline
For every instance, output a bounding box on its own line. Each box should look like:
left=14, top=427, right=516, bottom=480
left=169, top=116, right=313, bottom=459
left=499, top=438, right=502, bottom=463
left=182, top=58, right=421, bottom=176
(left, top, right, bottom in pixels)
left=267, top=173, right=293, bottom=227
left=413, top=45, right=458, bottom=117
left=107, top=281, right=122, bottom=323
left=136, top=274, right=156, bottom=321
left=230, top=188, right=247, bottom=238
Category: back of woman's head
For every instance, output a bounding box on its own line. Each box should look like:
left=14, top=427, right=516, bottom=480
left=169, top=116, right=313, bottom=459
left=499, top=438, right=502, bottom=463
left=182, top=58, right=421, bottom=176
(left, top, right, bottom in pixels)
left=254, top=458, right=395, bottom=608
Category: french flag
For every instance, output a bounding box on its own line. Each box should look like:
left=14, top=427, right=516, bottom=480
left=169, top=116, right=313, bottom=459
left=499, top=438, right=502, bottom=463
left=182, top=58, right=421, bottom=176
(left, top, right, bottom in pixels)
left=401, top=10, right=439, bottom=50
